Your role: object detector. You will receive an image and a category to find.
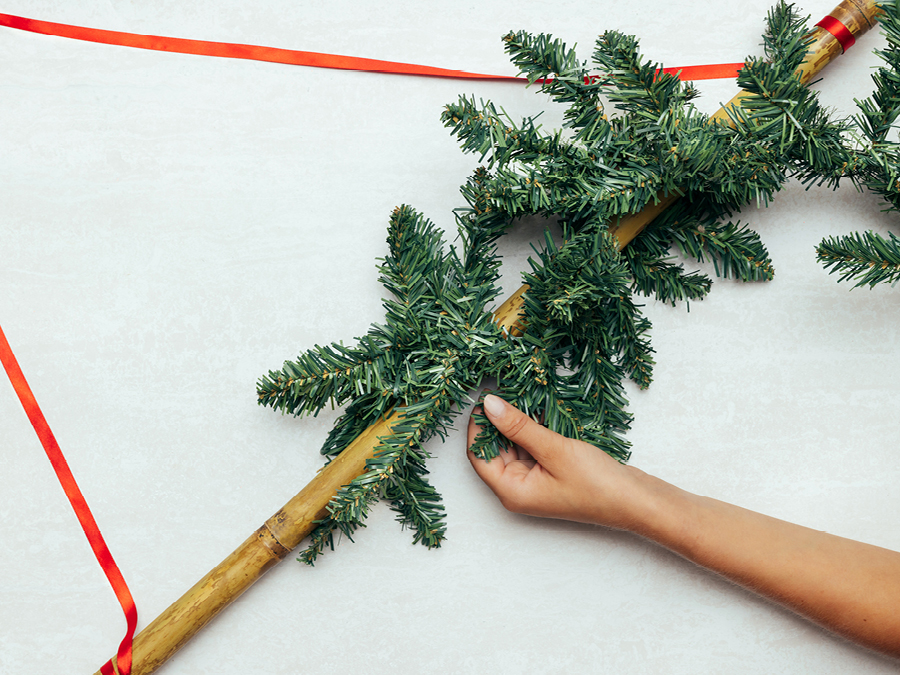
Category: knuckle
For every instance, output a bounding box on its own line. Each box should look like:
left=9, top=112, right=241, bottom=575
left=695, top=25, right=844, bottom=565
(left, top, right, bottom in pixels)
left=497, top=488, right=528, bottom=514
left=498, top=494, right=524, bottom=514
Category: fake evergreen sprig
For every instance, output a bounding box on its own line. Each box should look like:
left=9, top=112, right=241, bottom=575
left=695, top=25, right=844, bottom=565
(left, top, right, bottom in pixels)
left=259, top=205, right=506, bottom=561
left=444, top=2, right=858, bottom=455
left=467, top=226, right=642, bottom=461
left=818, top=230, right=900, bottom=285
left=260, top=2, right=866, bottom=562
left=733, top=1, right=861, bottom=188
left=817, top=0, right=900, bottom=287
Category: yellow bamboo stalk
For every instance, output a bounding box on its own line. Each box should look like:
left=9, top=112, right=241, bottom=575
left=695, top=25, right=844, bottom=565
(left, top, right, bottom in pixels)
left=98, top=2, right=881, bottom=672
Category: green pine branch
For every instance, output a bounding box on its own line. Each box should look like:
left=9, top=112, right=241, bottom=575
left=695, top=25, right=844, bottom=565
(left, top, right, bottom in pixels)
left=384, top=459, right=447, bottom=547
left=668, top=211, right=775, bottom=282
left=817, top=230, right=900, bottom=287
left=592, top=31, right=699, bottom=119
left=811, top=1, right=900, bottom=287
left=257, top=338, right=396, bottom=417
left=625, top=250, right=712, bottom=305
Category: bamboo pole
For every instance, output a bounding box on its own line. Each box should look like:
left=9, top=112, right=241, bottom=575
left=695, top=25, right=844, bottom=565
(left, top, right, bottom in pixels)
left=98, top=2, right=881, bottom=672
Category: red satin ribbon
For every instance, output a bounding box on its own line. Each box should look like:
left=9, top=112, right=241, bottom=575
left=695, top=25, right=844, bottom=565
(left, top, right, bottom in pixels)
left=661, top=63, right=743, bottom=80
left=0, top=326, right=137, bottom=675
left=0, top=12, right=743, bottom=82
left=816, top=15, right=855, bottom=52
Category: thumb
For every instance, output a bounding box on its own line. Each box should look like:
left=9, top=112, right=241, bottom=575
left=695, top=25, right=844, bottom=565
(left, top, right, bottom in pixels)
left=482, top=394, right=567, bottom=469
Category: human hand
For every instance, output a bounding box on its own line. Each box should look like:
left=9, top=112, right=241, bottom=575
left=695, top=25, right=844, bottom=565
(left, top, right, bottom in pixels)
left=466, top=394, right=647, bottom=529
left=469, top=396, right=900, bottom=659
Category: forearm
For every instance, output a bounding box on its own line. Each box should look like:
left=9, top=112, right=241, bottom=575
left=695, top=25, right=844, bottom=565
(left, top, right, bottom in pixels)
left=624, top=467, right=900, bottom=658
left=468, top=397, right=900, bottom=656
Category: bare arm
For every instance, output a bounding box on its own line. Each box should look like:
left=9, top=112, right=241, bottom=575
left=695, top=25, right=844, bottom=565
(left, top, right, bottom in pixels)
left=467, top=394, right=900, bottom=658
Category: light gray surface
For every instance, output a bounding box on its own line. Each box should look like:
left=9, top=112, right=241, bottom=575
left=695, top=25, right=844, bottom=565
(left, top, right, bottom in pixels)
left=1, top=1, right=899, bottom=673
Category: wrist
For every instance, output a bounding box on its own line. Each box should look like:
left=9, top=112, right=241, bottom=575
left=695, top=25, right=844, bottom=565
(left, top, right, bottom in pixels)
left=610, top=465, right=699, bottom=544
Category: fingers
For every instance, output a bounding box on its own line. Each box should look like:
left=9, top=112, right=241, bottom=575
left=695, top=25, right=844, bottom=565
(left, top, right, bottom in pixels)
left=466, top=395, right=632, bottom=526
left=481, top=394, right=565, bottom=471
left=466, top=407, right=533, bottom=490
left=466, top=410, right=502, bottom=484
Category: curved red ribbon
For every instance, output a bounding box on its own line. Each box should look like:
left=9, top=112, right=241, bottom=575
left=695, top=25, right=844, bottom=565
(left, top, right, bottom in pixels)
left=0, top=12, right=743, bottom=82
left=0, top=326, right=137, bottom=675
left=816, top=15, right=856, bottom=52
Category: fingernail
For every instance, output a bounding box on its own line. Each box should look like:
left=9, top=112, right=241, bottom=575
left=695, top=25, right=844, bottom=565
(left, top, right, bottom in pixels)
left=483, top=394, right=506, bottom=419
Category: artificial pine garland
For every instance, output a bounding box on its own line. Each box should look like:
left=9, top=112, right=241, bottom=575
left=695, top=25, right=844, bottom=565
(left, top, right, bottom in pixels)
left=817, top=0, right=900, bottom=286
left=257, top=2, right=875, bottom=563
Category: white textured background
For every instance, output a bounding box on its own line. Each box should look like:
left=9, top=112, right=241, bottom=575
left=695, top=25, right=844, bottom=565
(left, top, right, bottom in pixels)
left=1, top=1, right=899, bottom=673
